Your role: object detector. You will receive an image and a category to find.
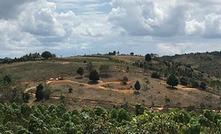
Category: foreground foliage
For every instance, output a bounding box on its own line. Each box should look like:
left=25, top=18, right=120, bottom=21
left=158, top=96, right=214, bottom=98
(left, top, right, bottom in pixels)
left=0, top=103, right=221, bottom=134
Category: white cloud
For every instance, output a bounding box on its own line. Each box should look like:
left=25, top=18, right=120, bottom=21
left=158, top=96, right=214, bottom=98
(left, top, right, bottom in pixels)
left=1, top=0, right=221, bottom=58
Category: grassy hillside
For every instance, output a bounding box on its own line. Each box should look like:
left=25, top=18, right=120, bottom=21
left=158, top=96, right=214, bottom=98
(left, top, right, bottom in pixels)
left=162, top=51, right=221, bottom=78
left=0, top=54, right=220, bottom=112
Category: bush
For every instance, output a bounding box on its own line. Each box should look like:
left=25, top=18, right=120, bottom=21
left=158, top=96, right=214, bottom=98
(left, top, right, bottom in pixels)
left=167, top=74, right=179, bottom=87
left=89, top=70, right=100, bottom=83
left=180, top=77, right=188, bottom=86
left=151, top=72, right=160, bottom=79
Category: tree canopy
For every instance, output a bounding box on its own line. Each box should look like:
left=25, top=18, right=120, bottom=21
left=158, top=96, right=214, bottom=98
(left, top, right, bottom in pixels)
left=76, top=67, right=84, bottom=77
left=167, top=74, right=179, bottom=87
left=41, top=51, right=54, bottom=59
left=89, top=70, right=100, bottom=83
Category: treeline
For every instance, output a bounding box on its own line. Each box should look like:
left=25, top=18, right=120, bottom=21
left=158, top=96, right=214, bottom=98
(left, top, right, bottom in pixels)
left=0, top=104, right=221, bottom=133
left=0, top=51, right=56, bottom=64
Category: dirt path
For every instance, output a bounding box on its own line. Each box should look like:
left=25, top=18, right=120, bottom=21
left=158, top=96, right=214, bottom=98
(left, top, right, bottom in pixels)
left=24, top=79, right=134, bottom=105
left=47, top=80, right=134, bottom=94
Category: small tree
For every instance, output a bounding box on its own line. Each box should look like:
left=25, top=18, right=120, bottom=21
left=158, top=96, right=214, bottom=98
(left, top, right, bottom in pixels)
left=41, top=51, right=52, bottom=59
left=76, top=67, right=84, bottom=77
left=89, top=70, right=100, bottom=83
left=134, top=81, right=141, bottom=91
left=167, top=74, right=179, bottom=88
left=145, top=54, right=152, bottom=62
left=151, top=72, right=160, bottom=79
left=35, top=84, right=44, bottom=101
left=3, top=75, right=12, bottom=85
left=199, top=81, right=206, bottom=90
left=68, top=87, right=73, bottom=93
left=180, top=77, right=188, bottom=86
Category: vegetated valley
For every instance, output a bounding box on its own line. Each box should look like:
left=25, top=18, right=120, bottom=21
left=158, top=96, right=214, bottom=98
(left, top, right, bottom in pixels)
left=0, top=51, right=221, bottom=133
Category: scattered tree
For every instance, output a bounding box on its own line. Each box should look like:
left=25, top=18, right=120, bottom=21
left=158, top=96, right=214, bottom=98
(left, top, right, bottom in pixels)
left=76, top=67, right=84, bottom=77
left=3, top=75, right=12, bottom=85
left=130, top=52, right=134, bottom=56
left=89, top=70, right=100, bottom=83
left=134, top=81, right=141, bottom=92
left=180, top=77, right=188, bottom=86
left=68, top=87, right=73, bottom=93
left=167, top=74, right=179, bottom=88
left=199, top=82, right=206, bottom=90
left=151, top=72, right=160, bottom=79
left=145, top=54, right=152, bottom=62
left=35, top=84, right=44, bottom=101
left=41, top=51, right=53, bottom=59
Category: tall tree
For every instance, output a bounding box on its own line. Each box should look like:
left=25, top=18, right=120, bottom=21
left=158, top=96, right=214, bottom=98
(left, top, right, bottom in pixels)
left=145, top=54, right=152, bottom=62
left=76, top=67, right=84, bottom=77
left=41, top=51, right=52, bottom=59
left=35, top=84, right=44, bottom=101
left=167, top=74, right=179, bottom=88
left=89, top=70, right=100, bottom=83
left=134, top=81, right=141, bottom=91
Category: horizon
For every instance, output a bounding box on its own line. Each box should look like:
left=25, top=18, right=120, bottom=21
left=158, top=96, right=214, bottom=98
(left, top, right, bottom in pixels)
left=1, top=0, right=221, bottom=58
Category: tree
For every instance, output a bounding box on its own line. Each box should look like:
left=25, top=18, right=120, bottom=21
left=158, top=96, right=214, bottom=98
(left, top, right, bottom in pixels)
left=180, top=77, right=188, bottom=86
left=76, top=67, right=84, bottom=77
left=3, top=75, right=12, bottom=85
left=151, top=72, right=160, bottom=79
left=35, top=84, right=44, bottom=101
left=167, top=74, right=179, bottom=87
left=89, top=70, right=100, bottom=83
left=134, top=81, right=141, bottom=91
left=145, top=54, right=152, bottom=62
left=199, top=82, right=206, bottom=90
left=41, top=51, right=52, bottom=59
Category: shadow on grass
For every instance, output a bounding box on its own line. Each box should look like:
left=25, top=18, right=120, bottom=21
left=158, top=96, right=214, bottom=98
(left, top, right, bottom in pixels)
left=166, top=86, right=178, bottom=90
left=87, top=81, right=99, bottom=85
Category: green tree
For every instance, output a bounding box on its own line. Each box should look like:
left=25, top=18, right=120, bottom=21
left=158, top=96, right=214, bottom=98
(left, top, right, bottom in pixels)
left=199, top=82, right=206, bottom=90
left=151, top=72, right=160, bottom=79
left=167, top=74, right=179, bottom=87
left=35, top=84, right=44, bottom=101
left=180, top=77, right=188, bottom=86
left=145, top=54, right=152, bottom=62
left=41, top=51, right=52, bottom=59
left=134, top=81, right=141, bottom=91
left=89, top=70, right=100, bottom=83
left=3, top=75, right=12, bottom=85
left=76, top=67, right=84, bottom=77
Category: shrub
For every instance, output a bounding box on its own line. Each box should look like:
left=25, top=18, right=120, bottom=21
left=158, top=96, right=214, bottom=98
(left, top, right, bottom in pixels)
left=151, top=72, right=160, bottom=79
left=167, top=74, right=179, bottom=87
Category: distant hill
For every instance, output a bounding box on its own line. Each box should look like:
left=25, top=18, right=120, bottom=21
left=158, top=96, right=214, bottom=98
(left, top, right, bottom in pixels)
left=162, top=51, right=221, bottom=78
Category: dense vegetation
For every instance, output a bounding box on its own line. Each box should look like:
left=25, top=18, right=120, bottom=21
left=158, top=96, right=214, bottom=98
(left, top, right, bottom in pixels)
left=0, top=104, right=220, bottom=133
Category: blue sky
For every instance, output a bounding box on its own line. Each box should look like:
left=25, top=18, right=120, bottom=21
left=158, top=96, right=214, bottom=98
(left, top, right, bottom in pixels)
left=1, top=0, right=221, bottom=58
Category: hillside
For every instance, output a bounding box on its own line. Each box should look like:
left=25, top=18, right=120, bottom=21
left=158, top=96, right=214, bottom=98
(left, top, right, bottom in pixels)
left=162, top=51, right=221, bottom=78
left=0, top=54, right=220, bottom=112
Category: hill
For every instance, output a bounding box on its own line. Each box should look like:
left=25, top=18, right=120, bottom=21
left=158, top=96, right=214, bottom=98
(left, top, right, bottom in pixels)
left=0, top=54, right=220, bottom=112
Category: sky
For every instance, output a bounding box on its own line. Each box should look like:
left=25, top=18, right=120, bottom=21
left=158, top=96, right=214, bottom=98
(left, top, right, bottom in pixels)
left=1, top=0, right=221, bottom=58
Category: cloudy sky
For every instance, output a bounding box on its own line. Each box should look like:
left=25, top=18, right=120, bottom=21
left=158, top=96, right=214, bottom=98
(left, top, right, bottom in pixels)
left=1, top=0, right=221, bottom=58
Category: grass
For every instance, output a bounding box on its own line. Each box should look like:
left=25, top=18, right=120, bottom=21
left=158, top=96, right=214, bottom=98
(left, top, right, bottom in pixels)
left=0, top=55, right=221, bottom=111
